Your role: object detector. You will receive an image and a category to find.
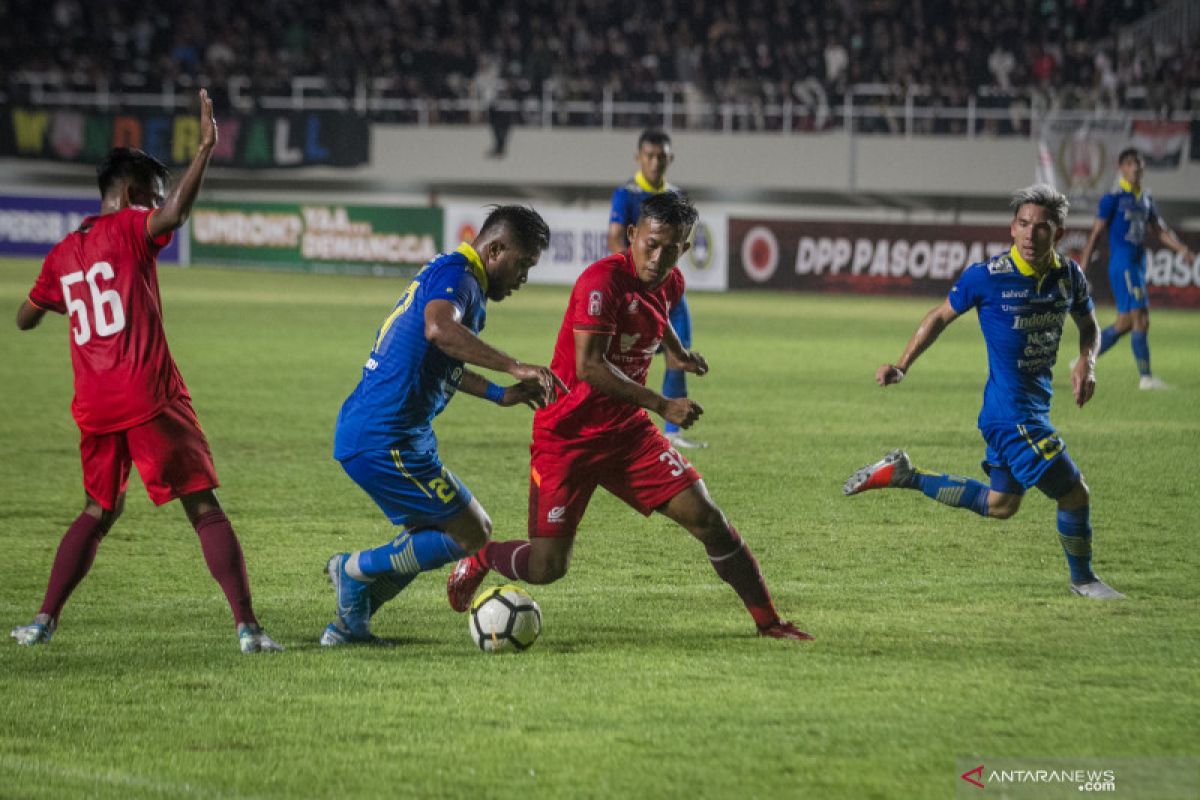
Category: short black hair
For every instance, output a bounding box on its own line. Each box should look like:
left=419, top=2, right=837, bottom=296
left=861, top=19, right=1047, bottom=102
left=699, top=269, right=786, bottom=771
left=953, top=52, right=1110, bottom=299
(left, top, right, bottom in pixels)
left=478, top=205, right=550, bottom=255
left=637, top=192, right=698, bottom=231
left=97, top=147, right=171, bottom=197
left=1118, top=147, right=1142, bottom=165
left=638, top=129, right=672, bottom=149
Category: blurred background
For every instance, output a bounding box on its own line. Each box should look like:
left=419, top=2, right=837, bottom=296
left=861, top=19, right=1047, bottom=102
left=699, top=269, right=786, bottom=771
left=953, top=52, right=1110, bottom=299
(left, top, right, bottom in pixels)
left=2, top=0, right=1198, bottom=306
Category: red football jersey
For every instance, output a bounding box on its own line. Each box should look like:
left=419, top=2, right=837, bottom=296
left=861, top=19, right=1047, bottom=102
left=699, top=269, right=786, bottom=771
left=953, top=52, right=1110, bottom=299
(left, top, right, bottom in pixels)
left=28, top=207, right=186, bottom=435
left=534, top=251, right=684, bottom=439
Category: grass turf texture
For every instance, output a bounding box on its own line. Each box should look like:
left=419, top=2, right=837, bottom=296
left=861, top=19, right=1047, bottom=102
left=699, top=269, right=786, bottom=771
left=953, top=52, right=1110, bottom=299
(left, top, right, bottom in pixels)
left=0, top=259, right=1196, bottom=799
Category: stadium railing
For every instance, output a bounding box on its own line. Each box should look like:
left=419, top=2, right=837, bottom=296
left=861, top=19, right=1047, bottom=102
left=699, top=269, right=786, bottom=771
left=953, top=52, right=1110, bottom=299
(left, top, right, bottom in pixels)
left=6, top=73, right=1198, bottom=138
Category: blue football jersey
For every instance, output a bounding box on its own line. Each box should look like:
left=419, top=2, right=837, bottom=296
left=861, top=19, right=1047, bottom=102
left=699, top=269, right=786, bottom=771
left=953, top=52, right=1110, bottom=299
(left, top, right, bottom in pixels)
left=609, top=173, right=681, bottom=247
left=1096, top=180, right=1159, bottom=270
left=334, top=243, right=488, bottom=458
left=948, top=247, right=1093, bottom=428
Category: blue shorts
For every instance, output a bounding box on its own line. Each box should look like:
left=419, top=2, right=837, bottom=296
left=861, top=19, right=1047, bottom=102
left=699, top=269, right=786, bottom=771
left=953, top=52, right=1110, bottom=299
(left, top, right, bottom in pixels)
left=668, top=292, right=692, bottom=348
left=1109, top=261, right=1149, bottom=313
left=340, top=448, right=473, bottom=527
left=980, top=422, right=1080, bottom=499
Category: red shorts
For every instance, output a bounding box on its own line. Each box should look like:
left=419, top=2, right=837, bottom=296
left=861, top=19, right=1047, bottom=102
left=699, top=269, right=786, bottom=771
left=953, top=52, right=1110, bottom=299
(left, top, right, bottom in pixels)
left=79, top=396, right=219, bottom=510
left=528, top=421, right=701, bottom=538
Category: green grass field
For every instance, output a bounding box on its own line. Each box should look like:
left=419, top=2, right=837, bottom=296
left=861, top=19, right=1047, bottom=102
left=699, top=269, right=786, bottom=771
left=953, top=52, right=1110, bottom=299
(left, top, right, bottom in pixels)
left=1, top=259, right=1197, bottom=799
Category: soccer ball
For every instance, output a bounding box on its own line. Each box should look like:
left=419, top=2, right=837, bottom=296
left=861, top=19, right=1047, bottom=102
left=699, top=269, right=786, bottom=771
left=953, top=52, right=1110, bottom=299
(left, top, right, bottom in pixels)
left=469, top=584, right=542, bottom=652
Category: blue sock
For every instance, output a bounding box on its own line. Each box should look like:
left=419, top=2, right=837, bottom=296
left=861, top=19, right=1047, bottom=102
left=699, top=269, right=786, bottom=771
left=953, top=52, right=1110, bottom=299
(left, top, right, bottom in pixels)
left=1056, top=506, right=1095, bottom=583
left=1130, top=331, right=1151, bottom=376
left=906, top=471, right=990, bottom=517
left=356, top=528, right=468, bottom=578
left=663, top=368, right=687, bottom=434
left=1097, top=325, right=1123, bottom=356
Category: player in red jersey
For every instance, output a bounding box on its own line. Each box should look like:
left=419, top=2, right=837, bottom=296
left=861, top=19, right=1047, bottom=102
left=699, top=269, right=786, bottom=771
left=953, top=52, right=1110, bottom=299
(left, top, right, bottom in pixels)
left=10, top=90, right=283, bottom=653
left=449, top=193, right=812, bottom=641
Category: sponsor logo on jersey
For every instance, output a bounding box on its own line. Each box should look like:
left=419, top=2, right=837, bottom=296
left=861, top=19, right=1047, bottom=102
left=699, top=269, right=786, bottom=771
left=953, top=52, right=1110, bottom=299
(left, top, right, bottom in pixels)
left=987, top=257, right=1015, bottom=274
left=1002, top=289, right=1029, bottom=298
left=619, top=333, right=640, bottom=352
left=1011, top=310, right=1065, bottom=330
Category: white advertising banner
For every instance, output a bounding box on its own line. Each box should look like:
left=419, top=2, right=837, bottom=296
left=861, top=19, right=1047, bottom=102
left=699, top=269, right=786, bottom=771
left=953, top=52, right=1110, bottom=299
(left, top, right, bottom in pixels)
left=443, top=204, right=728, bottom=291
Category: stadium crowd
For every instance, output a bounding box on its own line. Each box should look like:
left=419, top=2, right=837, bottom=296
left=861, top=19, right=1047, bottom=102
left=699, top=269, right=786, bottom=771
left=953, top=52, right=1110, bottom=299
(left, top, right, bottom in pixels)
left=2, top=0, right=1196, bottom=127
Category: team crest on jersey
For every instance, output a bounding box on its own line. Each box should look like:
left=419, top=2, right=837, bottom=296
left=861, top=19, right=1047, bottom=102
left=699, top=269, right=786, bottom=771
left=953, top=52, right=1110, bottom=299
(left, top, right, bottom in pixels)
left=987, top=256, right=1015, bottom=274
left=588, top=290, right=603, bottom=316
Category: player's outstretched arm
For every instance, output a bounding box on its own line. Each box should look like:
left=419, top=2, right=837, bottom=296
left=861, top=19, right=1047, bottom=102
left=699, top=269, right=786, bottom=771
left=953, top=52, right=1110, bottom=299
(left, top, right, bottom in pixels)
left=661, top=319, right=709, bottom=376
left=425, top=300, right=564, bottom=405
left=148, top=89, right=216, bottom=239
left=1078, top=218, right=1107, bottom=274
left=877, top=299, right=959, bottom=386
left=574, top=330, right=702, bottom=428
left=1070, top=308, right=1099, bottom=408
left=16, top=300, right=47, bottom=330
left=458, top=369, right=551, bottom=410
left=1151, top=218, right=1196, bottom=264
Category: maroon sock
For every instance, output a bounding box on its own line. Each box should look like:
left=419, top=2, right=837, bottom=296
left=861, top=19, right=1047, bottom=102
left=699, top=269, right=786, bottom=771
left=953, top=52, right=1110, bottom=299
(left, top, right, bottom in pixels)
left=193, top=509, right=256, bottom=626
left=480, top=540, right=532, bottom=582
left=39, top=513, right=109, bottom=621
left=705, top=526, right=778, bottom=629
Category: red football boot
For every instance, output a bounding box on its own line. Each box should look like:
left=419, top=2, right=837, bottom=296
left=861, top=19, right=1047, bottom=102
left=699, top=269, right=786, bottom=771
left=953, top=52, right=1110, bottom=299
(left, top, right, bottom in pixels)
left=842, top=449, right=914, bottom=495
left=447, top=553, right=491, bottom=613
left=758, top=620, right=815, bottom=641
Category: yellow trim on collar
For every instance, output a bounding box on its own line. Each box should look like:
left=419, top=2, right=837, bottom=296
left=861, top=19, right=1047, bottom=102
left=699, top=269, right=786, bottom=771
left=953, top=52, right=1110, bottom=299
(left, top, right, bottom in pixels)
left=456, top=242, right=487, bottom=294
left=1009, top=245, right=1059, bottom=278
left=634, top=170, right=667, bottom=194
left=1118, top=177, right=1142, bottom=200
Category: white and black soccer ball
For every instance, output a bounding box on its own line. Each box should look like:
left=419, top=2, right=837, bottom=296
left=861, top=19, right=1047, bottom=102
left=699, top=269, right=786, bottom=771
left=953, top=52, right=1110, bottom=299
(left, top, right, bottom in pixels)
left=469, top=584, right=542, bottom=652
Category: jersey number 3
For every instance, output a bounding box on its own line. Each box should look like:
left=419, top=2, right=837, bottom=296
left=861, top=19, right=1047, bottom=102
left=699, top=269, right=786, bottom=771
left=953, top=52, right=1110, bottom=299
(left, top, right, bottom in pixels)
left=61, top=262, right=126, bottom=345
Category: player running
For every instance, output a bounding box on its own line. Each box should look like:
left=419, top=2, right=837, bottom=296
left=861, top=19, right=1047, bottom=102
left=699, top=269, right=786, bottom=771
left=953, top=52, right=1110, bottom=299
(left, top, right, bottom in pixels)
left=1078, top=147, right=1195, bottom=389
left=322, top=206, right=564, bottom=645
left=844, top=183, right=1123, bottom=601
left=449, top=193, right=813, bottom=641
left=11, top=90, right=283, bottom=652
left=607, top=129, right=706, bottom=449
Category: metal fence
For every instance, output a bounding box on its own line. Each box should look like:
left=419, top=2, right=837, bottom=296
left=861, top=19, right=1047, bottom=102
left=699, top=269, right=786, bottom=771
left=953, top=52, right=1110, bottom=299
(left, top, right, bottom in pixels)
left=6, top=73, right=1198, bottom=138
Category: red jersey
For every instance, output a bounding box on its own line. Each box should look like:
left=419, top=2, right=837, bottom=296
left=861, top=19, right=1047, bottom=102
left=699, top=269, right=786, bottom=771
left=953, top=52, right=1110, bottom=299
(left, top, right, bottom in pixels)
left=28, top=207, right=186, bottom=435
left=534, top=252, right=684, bottom=439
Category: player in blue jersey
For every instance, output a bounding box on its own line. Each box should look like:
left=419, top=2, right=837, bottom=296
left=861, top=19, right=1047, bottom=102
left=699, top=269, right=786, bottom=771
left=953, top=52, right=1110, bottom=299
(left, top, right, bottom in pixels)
left=321, top=206, right=566, bottom=645
left=607, top=129, right=706, bottom=450
left=844, top=184, right=1124, bottom=600
left=1078, top=148, right=1195, bottom=390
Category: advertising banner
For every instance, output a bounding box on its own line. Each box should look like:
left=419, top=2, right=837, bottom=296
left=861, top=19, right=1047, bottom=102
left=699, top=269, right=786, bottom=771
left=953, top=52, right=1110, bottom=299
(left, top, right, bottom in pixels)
left=1, top=107, right=369, bottom=168
left=1129, top=120, right=1189, bottom=169
left=730, top=218, right=1200, bottom=309
left=191, top=201, right=441, bottom=274
left=0, top=194, right=183, bottom=263
left=443, top=204, right=728, bottom=291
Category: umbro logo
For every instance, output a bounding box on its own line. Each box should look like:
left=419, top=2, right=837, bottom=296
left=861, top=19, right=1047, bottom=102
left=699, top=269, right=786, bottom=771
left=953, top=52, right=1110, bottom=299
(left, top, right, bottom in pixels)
left=547, top=506, right=567, bottom=523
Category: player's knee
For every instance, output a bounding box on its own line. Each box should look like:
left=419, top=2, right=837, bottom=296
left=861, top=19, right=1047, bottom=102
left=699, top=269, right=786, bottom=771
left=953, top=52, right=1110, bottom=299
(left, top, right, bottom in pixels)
left=1058, top=478, right=1089, bottom=510
left=527, top=552, right=569, bottom=584
left=987, top=492, right=1021, bottom=520
left=84, top=495, right=123, bottom=531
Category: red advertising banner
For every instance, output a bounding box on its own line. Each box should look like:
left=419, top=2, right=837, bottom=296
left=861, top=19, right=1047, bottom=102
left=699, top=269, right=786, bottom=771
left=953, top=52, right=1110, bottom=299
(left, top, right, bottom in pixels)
left=730, top=218, right=1200, bottom=309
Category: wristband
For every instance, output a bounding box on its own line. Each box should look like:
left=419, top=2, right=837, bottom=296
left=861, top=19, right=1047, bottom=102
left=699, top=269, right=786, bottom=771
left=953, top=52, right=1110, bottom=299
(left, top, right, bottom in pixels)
left=893, top=365, right=906, bottom=380
left=485, top=382, right=506, bottom=404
